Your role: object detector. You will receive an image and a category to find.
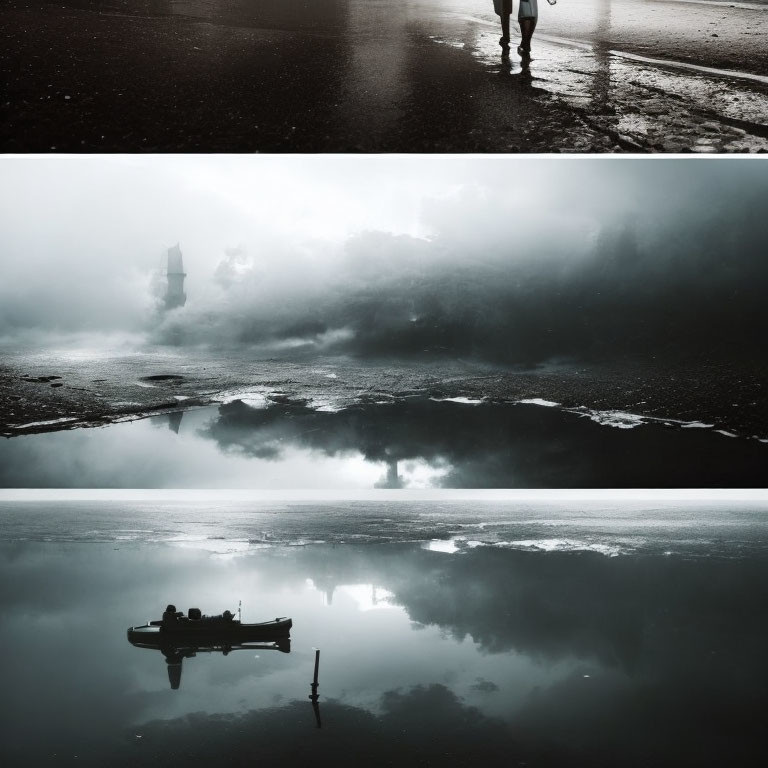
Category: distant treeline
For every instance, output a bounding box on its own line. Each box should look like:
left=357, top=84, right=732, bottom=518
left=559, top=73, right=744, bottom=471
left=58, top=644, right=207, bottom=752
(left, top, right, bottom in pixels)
left=283, top=220, right=768, bottom=365
left=377, top=251, right=761, bottom=365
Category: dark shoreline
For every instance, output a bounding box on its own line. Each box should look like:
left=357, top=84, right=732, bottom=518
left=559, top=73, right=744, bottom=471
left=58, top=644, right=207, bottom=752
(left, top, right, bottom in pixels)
left=2, top=351, right=767, bottom=440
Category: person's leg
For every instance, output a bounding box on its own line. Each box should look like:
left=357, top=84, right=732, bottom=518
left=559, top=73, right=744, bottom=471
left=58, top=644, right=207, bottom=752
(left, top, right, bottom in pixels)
left=498, top=0, right=512, bottom=49
left=519, top=18, right=537, bottom=53
left=517, top=0, right=538, bottom=56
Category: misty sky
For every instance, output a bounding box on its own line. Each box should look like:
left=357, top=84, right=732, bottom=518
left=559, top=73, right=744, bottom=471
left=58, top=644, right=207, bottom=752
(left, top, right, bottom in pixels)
left=1, top=156, right=766, bottom=363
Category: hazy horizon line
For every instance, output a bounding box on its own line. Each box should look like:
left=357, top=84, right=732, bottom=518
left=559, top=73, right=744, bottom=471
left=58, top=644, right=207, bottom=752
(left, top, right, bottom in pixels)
left=1, top=488, right=766, bottom=503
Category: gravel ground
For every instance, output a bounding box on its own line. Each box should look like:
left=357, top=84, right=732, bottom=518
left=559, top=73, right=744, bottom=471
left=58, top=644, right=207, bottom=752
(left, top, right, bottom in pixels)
left=1, top=349, right=766, bottom=439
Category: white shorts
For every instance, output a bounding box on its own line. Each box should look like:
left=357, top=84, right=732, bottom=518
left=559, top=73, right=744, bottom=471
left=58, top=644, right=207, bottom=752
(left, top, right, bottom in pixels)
left=518, top=0, right=539, bottom=20
left=493, top=0, right=539, bottom=21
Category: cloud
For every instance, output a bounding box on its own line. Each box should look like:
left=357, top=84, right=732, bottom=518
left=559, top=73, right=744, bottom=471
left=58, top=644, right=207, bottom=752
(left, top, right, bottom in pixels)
left=1, top=157, right=766, bottom=364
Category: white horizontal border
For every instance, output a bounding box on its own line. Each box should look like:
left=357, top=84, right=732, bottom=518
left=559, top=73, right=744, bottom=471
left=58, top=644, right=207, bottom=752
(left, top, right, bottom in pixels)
left=3, top=154, right=767, bottom=161
left=1, top=489, right=766, bottom=504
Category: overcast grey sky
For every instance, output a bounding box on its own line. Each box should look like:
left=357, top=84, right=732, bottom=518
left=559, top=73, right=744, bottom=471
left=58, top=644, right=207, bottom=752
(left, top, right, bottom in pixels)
left=1, top=156, right=766, bottom=361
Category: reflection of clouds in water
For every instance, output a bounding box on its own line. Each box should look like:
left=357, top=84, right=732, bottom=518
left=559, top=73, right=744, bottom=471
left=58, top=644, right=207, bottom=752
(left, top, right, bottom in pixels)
left=132, top=686, right=525, bottom=766
left=419, top=536, right=627, bottom=556
left=201, top=399, right=768, bottom=489
left=215, top=392, right=270, bottom=408
left=165, top=535, right=262, bottom=558
left=2, top=397, right=767, bottom=488
left=0, top=542, right=552, bottom=743
left=0, top=408, right=380, bottom=489
left=491, top=537, right=626, bottom=556
left=309, top=581, right=399, bottom=612
left=3, top=535, right=767, bottom=764
left=423, top=538, right=460, bottom=553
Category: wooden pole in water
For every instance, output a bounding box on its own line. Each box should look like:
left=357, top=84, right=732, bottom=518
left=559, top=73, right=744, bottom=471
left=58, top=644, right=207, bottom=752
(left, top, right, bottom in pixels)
left=312, top=649, right=320, bottom=689
left=309, top=649, right=321, bottom=728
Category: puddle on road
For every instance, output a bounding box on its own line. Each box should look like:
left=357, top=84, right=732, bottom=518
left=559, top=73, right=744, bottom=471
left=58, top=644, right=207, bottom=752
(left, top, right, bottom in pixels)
left=1, top=397, right=765, bottom=489
left=465, top=25, right=768, bottom=151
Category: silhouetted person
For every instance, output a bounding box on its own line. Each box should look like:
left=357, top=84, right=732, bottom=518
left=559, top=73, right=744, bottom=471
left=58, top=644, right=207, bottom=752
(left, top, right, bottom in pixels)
left=162, top=604, right=183, bottom=626
left=494, top=0, right=542, bottom=59
left=517, top=0, right=538, bottom=59
left=494, top=0, right=513, bottom=52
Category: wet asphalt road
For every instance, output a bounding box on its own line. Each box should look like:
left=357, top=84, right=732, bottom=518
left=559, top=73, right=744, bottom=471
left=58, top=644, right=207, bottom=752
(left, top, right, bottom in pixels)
left=2, top=349, right=767, bottom=439
left=2, top=0, right=767, bottom=151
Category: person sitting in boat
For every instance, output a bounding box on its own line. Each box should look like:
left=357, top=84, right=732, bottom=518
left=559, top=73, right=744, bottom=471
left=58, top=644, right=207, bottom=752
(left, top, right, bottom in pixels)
left=162, top=604, right=183, bottom=626
left=223, top=610, right=234, bottom=622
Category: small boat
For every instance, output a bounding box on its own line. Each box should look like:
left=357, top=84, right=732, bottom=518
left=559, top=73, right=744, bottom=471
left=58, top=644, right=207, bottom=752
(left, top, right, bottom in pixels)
left=127, top=610, right=292, bottom=689
left=127, top=615, right=292, bottom=647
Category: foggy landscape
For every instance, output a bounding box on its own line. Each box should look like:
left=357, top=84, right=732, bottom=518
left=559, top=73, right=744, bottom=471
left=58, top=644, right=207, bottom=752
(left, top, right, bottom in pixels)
left=2, top=156, right=767, bottom=361
left=1, top=156, right=767, bottom=469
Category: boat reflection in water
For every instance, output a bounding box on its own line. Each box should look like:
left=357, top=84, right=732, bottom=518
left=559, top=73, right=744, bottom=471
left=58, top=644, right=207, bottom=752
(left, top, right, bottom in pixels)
left=127, top=609, right=292, bottom=690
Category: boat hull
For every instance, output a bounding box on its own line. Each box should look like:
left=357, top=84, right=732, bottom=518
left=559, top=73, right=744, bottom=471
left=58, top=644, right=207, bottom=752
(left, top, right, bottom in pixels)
left=127, top=618, right=292, bottom=650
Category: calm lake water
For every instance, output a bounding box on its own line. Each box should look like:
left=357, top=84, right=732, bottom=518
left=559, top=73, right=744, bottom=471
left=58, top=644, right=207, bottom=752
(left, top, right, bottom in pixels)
left=1, top=499, right=767, bottom=766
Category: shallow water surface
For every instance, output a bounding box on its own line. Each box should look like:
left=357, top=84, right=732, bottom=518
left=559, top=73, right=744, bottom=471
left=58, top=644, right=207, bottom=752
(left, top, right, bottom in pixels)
left=1, top=499, right=767, bottom=766
left=2, top=397, right=766, bottom=488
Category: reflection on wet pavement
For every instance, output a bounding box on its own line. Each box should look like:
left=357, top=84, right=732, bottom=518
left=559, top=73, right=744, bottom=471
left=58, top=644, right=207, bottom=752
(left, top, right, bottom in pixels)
left=465, top=19, right=768, bottom=151
left=171, top=0, right=768, bottom=152
left=6, top=0, right=766, bottom=150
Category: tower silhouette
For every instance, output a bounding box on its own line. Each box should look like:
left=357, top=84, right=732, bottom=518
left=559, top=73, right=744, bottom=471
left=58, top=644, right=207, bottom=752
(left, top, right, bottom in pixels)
left=165, top=244, right=187, bottom=309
